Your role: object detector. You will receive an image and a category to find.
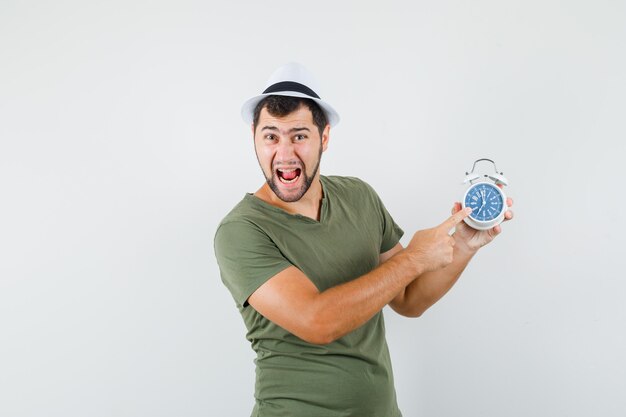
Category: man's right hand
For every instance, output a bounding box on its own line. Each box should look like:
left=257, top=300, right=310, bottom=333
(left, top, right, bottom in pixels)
left=404, top=207, right=473, bottom=273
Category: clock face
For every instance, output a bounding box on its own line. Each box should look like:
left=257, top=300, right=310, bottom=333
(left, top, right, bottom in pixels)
left=464, top=183, right=504, bottom=222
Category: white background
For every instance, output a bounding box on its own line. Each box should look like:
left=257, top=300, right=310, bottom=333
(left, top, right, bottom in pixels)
left=1, top=1, right=625, bottom=416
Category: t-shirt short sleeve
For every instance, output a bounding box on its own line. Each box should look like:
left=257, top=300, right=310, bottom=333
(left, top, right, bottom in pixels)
left=214, top=220, right=293, bottom=308
left=360, top=180, right=404, bottom=253
left=378, top=199, right=404, bottom=253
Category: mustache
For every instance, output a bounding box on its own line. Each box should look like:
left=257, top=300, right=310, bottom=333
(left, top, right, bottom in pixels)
left=272, top=160, right=303, bottom=169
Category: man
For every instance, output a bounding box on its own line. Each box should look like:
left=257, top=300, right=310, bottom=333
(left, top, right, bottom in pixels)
left=214, top=63, right=514, bottom=417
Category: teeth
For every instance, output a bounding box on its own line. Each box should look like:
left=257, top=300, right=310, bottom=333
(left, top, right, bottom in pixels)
left=278, top=174, right=299, bottom=184
left=277, top=168, right=300, bottom=184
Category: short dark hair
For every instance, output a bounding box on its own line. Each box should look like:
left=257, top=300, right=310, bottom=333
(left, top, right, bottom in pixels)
left=252, top=95, right=328, bottom=138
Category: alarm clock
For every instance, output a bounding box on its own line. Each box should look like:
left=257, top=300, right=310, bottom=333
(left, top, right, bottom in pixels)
left=461, top=159, right=509, bottom=231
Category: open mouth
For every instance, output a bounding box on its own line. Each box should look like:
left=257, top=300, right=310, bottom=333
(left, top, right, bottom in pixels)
left=276, top=168, right=301, bottom=184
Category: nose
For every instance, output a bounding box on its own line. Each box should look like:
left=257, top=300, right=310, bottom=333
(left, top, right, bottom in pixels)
left=275, top=138, right=297, bottom=161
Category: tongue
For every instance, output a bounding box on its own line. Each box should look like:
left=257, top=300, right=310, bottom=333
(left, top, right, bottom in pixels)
left=281, top=170, right=298, bottom=180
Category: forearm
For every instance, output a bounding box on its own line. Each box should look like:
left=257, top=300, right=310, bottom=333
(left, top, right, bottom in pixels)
left=248, top=209, right=473, bottom=344
left=311, top=250, right=423, bottom=343
left=393, top=246, right=477, bottom=317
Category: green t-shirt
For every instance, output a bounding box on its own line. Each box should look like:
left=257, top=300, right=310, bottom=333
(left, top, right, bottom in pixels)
left=214, top=175, right=404, bottom=417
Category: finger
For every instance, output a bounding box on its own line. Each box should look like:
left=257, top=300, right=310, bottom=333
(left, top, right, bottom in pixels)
left=441, top=206, right=473, bottom=232
left=507, top=197, right=513, bottom=207
left=451, top=202, right=462, bottom=215
left=504, top=209, right=514, bottom=221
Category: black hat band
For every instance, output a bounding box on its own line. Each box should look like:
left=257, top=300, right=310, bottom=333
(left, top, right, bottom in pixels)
left=262, top=81, right=320, bottom=99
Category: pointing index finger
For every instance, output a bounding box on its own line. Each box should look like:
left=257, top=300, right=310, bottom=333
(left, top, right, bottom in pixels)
left=441, top=207, right=473, bottom=232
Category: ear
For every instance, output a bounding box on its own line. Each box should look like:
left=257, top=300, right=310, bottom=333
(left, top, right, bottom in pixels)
left=321, top=124, right=331, bottom=152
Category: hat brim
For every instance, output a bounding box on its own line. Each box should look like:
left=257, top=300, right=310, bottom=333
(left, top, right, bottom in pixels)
left=241, top=91, right=340, bottom=128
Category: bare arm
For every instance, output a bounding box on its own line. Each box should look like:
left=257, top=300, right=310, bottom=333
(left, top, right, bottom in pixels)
left=248, top=252, right=421, bottom=345
left=248, top=208, right=473, bottom=345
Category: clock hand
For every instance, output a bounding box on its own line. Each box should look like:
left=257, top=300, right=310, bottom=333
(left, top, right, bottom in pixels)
left=479, top=190, right=486, bottom=212
left=476, top=198, right=484, bottom=216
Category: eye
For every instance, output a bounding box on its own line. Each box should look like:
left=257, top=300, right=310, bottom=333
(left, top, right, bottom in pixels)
left=264, top=134, right=277, bottom=141
left=294, top=134, right=307, bottom=141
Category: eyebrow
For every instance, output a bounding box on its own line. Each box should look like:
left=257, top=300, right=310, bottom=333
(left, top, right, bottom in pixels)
left=261, top=126, right=311, bottom=133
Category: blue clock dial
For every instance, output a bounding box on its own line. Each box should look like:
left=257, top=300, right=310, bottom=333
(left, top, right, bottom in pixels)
left=464, top=183, right=504, bottom=222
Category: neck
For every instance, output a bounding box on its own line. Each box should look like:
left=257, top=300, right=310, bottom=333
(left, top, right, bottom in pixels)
left=255, top=175, right=324, bottom=221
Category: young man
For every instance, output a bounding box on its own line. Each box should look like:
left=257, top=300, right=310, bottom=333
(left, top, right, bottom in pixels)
left=214, top=63, right=514, bottom=417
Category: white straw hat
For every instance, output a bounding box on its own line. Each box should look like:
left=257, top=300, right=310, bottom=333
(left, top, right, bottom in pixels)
left=241, top=62, right=340, bottom=127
